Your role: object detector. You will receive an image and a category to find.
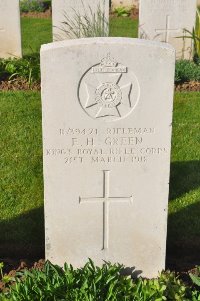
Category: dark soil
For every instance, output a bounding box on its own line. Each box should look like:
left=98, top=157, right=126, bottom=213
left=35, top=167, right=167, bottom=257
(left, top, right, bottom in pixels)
left=130, top=7, right=139, bottom=19
left=0, top=77, right=40, bottom=91
left=175, top=81, right=200, bottom=92
left=0, top=225, right=200, bottom=293
left=0, top=257, right=198, bottom=294
left=21, top=8, right=139, bottom=20
left=0, top=78, right=199, bottom=92
left=21, top=8, right=51, bottom=19
left=0, top=259, right=45, bottom=293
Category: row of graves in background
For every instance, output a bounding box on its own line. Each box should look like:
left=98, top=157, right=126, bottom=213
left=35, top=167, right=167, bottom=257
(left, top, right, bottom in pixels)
left=111, top=0, right=200, bottom=9
left=0, top=0, right=198, bottom=59
left=139, top=0, right=197, bottom=59
left=0, top=0, right=22, bottom=58
left=52, top=0, right=197, bottom=60
left=52, top=0, right=110, bottom=40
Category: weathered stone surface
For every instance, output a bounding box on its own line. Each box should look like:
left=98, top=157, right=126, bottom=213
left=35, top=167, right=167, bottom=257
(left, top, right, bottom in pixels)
left=0, top=0, right=22, bottom=58
left=112, top=0, right=200, bottom=9
left=52, top=0, right=109, bottom=41
left=112, top=0, right=200, bottom=8
left=139, top=0, right=197, bottom=59
left=41, top=37, right=175, bottom=278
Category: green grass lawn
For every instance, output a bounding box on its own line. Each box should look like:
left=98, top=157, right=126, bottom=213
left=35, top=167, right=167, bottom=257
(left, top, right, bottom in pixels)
left=1, top=91, right=200, bottom=265
left=167, top=92, right=200, bottom=269
left=0, top=92, right=44, bottom=258
left=21, top=16, right=138, bottom=56
left=0, top=17, right=200, bottom=268
left=21, top=18, right=52, bottom=56
left=110, top=17, right=138, bottom=38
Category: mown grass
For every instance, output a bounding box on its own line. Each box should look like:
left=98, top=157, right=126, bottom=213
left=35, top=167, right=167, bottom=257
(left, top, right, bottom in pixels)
left=0, top=92, right=44, bottom=257
left=0, top=17, right=199, bottom=266
left=0, top=17, right=141, bottom=259
left=21, top=17, right=52, bottom=56
left=110, top=17, right=138, bottom=38
left=167, top=92, right=200, bottom=269
left=1, top=91, right=200, bottom=263
left=169, top=92, right=200, bottom=217
left=20, top=16, right=138, bottom=57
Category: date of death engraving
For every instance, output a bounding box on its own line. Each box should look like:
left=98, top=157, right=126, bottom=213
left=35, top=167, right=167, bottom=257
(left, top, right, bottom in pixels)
left=45, top=126, right=168, bottom=165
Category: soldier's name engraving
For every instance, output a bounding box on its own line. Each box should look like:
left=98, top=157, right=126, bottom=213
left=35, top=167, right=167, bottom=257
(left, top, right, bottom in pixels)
left=71, top=136, right=143, bottom=147
left=46, top=126, right=167, bottom=165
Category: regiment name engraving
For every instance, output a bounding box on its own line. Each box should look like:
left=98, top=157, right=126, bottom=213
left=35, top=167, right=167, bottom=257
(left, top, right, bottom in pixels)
left=45, top=126, right=168, bottom=165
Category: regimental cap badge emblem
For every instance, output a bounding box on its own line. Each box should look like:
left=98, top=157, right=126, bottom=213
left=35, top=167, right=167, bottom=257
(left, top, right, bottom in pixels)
left=78, top=53, right=140, bottom=122
left=92, top=53, right=127, bottom=73
left=100, top=53, right=117, bottom=67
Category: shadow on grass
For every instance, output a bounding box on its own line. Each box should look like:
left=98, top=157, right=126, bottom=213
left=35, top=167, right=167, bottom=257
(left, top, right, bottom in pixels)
left=0, top=207, right=45, bottom=260
left=167, top=160, right=200, bottom=271
left=169, top=160, right=200, bottom=201
left=167, top=201, right=200, bottom=271
left=1, top=160, right=200, bottom=271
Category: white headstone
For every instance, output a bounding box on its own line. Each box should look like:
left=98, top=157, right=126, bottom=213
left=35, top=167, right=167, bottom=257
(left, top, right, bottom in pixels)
left=41, top=37, right=175, bottom=278
left=112, top=0, right=200, bottom=10
left=0, top=0, right=22, bottom=59
left=139, top=0, right=197, bottom=59
left=52, top=0, right=109, bottom=41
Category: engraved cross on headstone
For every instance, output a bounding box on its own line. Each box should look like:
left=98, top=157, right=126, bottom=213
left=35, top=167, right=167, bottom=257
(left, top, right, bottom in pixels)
left=79, top=170, right=133, bottom=250
left=155, top=15, right=180, bottom=43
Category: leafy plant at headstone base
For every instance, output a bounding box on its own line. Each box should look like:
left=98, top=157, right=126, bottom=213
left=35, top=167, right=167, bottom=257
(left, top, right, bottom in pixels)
left=158, top=271, right=189, bottom=300
left=114, top=6, right=132, bottom=17
left=175, top=59, right=200, bottom=83
left=0, top=259, right=200, bottom=300
left=42, top=0, right=51, bottom=11
left=54, top=0, right=109, bottom=40
left=0, top=263, right=15, bottom=288
left=188, top=267, right=200, bottom=301
left=181, top=9, right=200, bottom=63
left=190, top=267, right=200, bottom=287
left=20, top=0, right=45, bottom=13
left=0, top=54, right=40, bottom=87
